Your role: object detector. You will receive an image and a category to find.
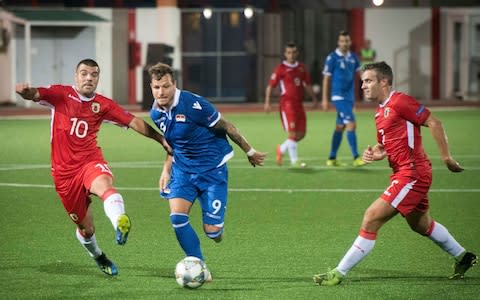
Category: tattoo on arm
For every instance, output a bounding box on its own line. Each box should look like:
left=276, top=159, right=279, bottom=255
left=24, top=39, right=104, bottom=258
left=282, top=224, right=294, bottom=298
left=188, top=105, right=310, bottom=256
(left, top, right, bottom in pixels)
left=214, top=118, right=250, bottom=152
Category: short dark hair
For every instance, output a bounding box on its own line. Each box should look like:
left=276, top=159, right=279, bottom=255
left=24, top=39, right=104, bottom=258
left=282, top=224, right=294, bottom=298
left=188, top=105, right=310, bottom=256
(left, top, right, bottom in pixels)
left=285, top=41, right=297, bottom=49
left=148, top=62, right=175, bottom=81
left=339, top=30, right=350, bottom=37
left=362, top=61, right=394, bottom=85
left=76, top=59, right=99, bottom=71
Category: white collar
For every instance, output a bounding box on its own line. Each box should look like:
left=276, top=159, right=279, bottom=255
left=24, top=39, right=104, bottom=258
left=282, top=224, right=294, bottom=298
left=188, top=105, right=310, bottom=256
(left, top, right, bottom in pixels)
left=74, top=86, right=96, bottom=102
left=153, top=88, right=181, bottom=112
left=379, top=90, right=396, bottom=107
left=282, top=60, right=299, bottom=68
left=335, top=48, right=351, bottom=57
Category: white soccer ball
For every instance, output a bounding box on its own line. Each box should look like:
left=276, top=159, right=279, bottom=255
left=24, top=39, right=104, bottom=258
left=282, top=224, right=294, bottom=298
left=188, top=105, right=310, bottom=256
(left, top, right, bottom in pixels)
left=175, top=256, right=209, bottom=289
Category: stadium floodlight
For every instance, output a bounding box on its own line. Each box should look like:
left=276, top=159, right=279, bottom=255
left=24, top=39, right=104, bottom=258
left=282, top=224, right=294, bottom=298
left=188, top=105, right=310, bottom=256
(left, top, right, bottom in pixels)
left=244, top=6, right=254, bottom=19
left=203, top=7, right=213, bottom=19
left=372, top=0, right=384, bottom=6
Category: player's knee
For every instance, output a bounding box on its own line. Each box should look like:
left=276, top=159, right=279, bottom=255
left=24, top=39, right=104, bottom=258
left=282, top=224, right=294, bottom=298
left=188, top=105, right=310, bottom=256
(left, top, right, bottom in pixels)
left=410, top=221, right=431, bottom=236
left=170, top=213, right=190, bottom=229
left=77, top=226, right=95, bottom=239
left=346, top=123, right=356, bottom=131
left=296, top=133, right=306, bottom=141
left=204, top=224, right=224, bottom=243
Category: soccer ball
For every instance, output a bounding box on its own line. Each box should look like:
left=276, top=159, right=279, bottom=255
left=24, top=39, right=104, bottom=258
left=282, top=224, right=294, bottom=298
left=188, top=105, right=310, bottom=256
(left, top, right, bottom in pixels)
left=175, top=256, right=209, bottom=289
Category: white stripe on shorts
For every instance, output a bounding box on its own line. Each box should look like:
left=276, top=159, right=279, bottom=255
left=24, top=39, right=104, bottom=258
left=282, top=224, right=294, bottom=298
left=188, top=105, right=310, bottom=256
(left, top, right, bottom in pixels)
left=391, top=179, right=417, bottom=208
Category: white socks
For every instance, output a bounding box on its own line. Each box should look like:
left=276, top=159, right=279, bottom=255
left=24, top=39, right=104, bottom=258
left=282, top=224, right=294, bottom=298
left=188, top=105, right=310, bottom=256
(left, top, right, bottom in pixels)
left=280, top=139, right=298, bottom=164
left=335, top=222, right=466, bottom=277
left=427, top=221, right=465, bottom=258
left=103, top=193, right=125, bottom=229
left=76, top=229, right=102, bottom=258
left=337, top=235, right=376, bottom=276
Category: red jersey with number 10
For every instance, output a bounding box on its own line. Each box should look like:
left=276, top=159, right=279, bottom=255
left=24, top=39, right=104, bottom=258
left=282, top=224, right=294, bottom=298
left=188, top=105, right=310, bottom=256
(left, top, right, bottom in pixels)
left=269, top=61, right=311, bottom=104
left=375, top=91, right=432, bottom=177
left=36, top=85, right=135, bottom=177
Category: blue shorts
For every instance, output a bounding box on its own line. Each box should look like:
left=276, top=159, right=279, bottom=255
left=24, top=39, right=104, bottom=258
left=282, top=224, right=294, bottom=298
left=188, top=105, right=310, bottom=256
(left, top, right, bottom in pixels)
left=333, top=100, right=356, bottom=125
left=161, top=164, right=228, bottom=226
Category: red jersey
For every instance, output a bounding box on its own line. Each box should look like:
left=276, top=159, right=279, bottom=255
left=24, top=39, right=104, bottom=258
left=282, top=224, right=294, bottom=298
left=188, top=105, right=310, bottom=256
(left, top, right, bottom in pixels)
left=269, top=61, right=311, bottom=104
left=36, top=85, right=135, bottom=177
left=375, top=91, right=431, bottom=177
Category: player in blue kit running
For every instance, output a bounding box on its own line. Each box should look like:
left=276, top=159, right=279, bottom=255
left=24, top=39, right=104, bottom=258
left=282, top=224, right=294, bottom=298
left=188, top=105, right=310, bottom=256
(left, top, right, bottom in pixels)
left=322, top=30, right=365, bottom=167
left=148, top=63, right=266, bottom=278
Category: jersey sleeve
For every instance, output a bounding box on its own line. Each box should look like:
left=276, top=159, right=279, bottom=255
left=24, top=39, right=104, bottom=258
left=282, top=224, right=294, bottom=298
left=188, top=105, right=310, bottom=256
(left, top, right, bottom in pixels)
left=103, top=98, right=135, bottom=127
left=190, top=95, right=220, bottom=128
left=268, top=65, right=281, bottom=87
left=322, top=54, right=334, bottom=76
left=36, top=85, right=65, bottom=106
left=395, top=94, right=431, bottom=126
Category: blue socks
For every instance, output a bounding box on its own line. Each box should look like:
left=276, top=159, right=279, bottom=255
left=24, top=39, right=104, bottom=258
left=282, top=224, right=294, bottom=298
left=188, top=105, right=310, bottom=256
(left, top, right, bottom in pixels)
left=329, top=130, right=359, bottom=159
left=346, top=130, right=359, bottom=158
left=170, top=213, right=203, bottom=260
left=329, top=130, right=343, bottom=159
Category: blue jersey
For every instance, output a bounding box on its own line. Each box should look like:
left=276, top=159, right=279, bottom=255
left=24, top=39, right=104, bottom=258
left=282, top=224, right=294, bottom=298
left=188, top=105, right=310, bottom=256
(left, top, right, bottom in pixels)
left=322, top=49, right=361, bottom=102
left=150, top=89, right=234, bottom=173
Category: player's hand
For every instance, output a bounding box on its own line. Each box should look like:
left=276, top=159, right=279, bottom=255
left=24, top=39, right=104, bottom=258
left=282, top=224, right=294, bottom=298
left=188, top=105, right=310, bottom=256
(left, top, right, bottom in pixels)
left=247, top=151, right=266, bottom=167
left=16, top=83, right=29, bottom=93
left=321, top=100, right=329, bottom=112
left=362, top=145, right=374, bottom=163
left=264, top=103, right=271, bottom=114
left=15, top=83, right=33, bottom=98
left=159, top=171, right=171, bottom=192
left=444, top=157, right=464, bottom=173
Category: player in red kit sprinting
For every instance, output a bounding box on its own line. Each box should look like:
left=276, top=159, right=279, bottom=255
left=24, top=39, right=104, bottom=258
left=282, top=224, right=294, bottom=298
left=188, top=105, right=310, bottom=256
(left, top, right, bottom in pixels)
left=314, top=61, right=477, bottom=286
left=16, top=59, right=171, bottom=276
left=264, top=42, right=318, bottom=167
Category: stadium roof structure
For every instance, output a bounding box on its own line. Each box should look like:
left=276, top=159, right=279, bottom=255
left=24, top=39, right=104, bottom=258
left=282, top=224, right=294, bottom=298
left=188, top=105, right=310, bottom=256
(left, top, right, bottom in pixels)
left=5, top=8, right=109, bottom=107
left=8, top=8, right=106, bottom=25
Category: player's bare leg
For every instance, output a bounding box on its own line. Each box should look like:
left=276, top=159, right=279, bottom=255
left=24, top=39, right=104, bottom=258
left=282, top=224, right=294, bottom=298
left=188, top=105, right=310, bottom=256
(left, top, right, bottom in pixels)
left=204, top=224, right=224, bottom=243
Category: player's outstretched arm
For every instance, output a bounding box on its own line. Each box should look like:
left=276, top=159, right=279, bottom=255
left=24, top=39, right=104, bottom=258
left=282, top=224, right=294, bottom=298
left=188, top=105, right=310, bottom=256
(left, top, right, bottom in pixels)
left=128, top=117, right=172, bottom=155
left=423, top=114, right=464, bottom=173
left=214, top=118, right=266, bottom=167
left=15, top=83, right=39, bottom=100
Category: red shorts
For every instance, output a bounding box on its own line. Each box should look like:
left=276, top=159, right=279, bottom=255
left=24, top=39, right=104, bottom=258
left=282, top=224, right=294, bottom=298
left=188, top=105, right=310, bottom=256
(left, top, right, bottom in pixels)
left=52, top=161, right=113, bottom=224
left=380, top=173, right=432, bottom=216
left=279, top=100, right=306, bottom=133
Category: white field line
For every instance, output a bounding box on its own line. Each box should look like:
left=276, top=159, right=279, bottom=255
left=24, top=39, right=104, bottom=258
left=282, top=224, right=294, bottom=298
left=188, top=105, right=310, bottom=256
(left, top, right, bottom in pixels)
left=0, top=182, right=479, bottom=193
left=1, top=156, right=480, bottom=171
left=2, top=165, right=480, bottom=171
left=0, top=106, right=477, bottom=120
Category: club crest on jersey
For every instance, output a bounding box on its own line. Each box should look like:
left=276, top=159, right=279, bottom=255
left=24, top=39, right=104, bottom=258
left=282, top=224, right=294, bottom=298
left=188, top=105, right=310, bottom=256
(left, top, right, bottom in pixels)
left=384, top=108, right=390, bottom=118
left=69, top=213, right=79, bottom=222
left=91, top=102, right=101, bottom=113
left=176, top=114, right=186, bottom=122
